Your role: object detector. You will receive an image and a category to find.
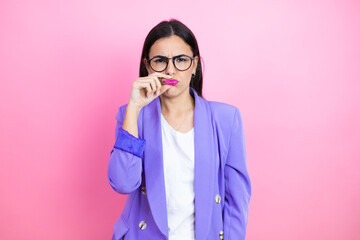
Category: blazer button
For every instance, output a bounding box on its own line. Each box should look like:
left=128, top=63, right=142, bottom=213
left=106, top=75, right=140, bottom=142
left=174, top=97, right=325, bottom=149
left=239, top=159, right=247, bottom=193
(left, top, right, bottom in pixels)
left=139, top=221, right=147, bottom=230
left=141, top=186, right=146, bottom=195
left=219, top=230, right=224, bottom=239
left=215, top=194, right=221, bottom=204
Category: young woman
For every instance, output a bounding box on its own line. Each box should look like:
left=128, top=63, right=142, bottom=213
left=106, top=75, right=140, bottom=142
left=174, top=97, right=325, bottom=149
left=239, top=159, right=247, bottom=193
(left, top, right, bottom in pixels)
left=107, top=19, right=251, bottom=240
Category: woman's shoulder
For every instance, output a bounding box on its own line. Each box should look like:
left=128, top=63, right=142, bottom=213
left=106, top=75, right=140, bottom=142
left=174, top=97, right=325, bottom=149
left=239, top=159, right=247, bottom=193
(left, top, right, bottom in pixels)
left=115, top=104, right=128, bottom=121
left=206, top=100, right=243, bottom=129
left=207, top=100, right=240, bottom=118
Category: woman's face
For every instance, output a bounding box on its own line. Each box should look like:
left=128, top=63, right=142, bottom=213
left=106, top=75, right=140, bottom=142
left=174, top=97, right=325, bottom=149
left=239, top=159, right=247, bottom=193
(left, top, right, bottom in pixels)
left=145, top=35, right=198, bottom=98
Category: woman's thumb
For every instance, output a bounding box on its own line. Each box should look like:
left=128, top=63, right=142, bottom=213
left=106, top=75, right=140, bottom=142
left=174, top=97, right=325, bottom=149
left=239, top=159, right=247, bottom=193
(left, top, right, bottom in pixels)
left=159, top=85, right=172, bottom=95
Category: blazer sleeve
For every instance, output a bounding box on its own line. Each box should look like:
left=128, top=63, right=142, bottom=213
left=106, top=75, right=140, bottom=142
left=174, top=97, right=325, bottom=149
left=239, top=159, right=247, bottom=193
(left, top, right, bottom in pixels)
left=107, top=106, right=145, bottom=194
left=223, top=108, right=251, bottom=240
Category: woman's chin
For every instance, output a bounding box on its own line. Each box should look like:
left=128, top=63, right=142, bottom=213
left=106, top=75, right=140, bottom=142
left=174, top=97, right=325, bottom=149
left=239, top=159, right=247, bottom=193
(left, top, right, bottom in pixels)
left=162, top=86, right=177, bottom=97
left=161, top=84, right=189, bottom=98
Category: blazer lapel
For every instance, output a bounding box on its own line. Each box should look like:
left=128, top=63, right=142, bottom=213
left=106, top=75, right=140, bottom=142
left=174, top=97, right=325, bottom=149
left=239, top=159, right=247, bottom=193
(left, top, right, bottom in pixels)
left=143, top=97, right=169, bottom=238
left=192, top=88, right=216, bottom=240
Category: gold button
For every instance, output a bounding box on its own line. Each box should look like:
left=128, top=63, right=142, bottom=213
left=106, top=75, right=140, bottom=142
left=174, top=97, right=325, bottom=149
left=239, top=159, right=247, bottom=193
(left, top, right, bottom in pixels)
left=141, top=186, right=146, bottom=195
left=139, top=220, right=147, bottom=230
left=219, top=230, right=224, bottom=239
left=215, top=194, right=221, bottom=204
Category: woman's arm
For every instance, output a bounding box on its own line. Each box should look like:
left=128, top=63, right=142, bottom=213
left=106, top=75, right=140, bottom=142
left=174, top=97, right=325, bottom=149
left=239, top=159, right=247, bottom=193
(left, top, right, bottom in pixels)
left=223, top=108, right=251, bottom=240
left=122, top=103, right=141, bottom=138
left=107, top=105, right=145, bottom=194
left=107, top=72, right=172, bottom=194
left=107, top=72, right=172, bottom=195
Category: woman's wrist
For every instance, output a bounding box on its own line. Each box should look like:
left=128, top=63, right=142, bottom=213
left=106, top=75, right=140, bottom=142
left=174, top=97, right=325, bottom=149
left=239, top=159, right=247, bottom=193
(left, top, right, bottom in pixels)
left=127, top=102, right=142, bottom=115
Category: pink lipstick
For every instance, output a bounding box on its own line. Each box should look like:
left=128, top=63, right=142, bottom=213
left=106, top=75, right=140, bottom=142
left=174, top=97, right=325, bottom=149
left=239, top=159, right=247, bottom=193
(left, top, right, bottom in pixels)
left=162, top=78, right=179, bottom=86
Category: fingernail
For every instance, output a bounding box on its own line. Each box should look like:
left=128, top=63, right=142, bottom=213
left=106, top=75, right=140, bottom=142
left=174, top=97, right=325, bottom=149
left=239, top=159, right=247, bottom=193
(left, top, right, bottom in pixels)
left=157, top=90, right=160, bottom=95
left=149, top=93, right=153, bottom=98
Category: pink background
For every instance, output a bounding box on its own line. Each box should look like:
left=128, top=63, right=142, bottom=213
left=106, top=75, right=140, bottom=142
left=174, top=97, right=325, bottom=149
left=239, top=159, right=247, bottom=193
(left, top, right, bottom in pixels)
left=0, top=0, right=359, bottom=239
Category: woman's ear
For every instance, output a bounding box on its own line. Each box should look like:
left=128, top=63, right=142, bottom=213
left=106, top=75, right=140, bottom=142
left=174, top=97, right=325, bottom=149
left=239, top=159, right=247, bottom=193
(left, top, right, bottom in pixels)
left=192, top=56, right=199, bottom=75
left=144, top=58, right=150, bottom=75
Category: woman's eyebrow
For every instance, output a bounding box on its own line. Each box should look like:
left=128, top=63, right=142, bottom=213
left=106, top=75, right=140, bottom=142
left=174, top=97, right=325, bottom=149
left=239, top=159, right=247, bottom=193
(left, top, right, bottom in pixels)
left=152, top=54, right=167, bottom=58
left=151, top=54, right=187, bottom=58
left=173, top=54, right=187, bottom=58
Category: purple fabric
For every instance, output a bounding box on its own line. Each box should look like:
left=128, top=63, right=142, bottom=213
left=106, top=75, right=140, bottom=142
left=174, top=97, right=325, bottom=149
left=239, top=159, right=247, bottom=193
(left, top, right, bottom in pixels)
left=107, top=87, right=251, bottom=240
left=113, top=128, right=146, bottom=158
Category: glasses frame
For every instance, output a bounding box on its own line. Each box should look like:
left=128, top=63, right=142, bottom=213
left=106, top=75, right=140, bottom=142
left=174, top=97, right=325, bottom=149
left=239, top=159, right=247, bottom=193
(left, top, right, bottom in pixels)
left=146, top=54, right=195, bottom=72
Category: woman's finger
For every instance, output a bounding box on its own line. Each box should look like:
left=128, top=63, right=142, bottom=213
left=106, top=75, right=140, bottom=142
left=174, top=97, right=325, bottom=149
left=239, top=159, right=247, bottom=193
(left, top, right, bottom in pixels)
left=148, top=77, right=157, bottom=94
left=159, top=84, right=172, bottom=95
left=149, top=72, right=172, bottom=80
left=154, top=77, right=162, bottom=95
left=138, top=77, right=161, bottom=93
left=134, top=82, right=152, bottom=97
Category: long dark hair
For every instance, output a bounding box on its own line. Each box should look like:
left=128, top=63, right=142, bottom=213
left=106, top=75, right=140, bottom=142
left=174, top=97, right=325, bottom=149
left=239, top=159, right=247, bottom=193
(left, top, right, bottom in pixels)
left=139, top=19, right=203, bottom=97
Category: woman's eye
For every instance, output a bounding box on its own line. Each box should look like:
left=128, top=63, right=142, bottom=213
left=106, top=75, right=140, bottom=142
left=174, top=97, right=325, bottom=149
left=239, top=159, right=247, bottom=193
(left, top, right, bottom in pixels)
left=154, top=59, right=165, bottom=63
left=176, top=57, right=188, bottom=62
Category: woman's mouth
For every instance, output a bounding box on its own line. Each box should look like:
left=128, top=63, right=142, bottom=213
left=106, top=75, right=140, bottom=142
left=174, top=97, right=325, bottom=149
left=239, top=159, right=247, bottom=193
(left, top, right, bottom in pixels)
left=162, top=78, right=179, bottom=86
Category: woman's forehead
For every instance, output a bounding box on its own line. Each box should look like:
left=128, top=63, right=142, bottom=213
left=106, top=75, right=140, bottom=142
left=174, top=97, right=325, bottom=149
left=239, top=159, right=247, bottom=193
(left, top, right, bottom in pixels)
left=149, top=35, right=192, bottom=57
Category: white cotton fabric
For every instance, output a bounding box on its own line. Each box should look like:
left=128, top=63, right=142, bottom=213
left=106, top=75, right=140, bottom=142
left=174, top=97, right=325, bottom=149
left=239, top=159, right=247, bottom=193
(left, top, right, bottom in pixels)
left=161, top=113, right=195, bottom=240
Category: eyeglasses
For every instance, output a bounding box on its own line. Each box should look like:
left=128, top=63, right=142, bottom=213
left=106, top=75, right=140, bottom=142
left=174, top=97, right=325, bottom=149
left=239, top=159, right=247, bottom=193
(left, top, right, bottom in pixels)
left=146, top=54, right=194, bottom=72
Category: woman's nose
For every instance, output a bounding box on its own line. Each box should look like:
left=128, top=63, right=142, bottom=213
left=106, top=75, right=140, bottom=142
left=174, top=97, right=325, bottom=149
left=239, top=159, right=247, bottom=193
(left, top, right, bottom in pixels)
left=165, top=60, right=176, bottom=75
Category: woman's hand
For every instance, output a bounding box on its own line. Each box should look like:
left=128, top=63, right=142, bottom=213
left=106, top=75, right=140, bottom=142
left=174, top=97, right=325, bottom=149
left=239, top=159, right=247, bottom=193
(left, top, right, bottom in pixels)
left=128, top=73, right=172, bottom=110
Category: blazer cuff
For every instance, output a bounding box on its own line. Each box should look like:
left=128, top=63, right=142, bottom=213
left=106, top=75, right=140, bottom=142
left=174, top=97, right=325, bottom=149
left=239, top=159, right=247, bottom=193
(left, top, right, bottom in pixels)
left=113, top=128, right=146, bottom=158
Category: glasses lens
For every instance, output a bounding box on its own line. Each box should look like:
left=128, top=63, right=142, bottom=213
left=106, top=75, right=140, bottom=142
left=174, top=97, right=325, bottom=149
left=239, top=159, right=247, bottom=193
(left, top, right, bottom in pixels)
left=174, top=56, right=192, bottom=71
left=150, top=57, right=167, bottom=72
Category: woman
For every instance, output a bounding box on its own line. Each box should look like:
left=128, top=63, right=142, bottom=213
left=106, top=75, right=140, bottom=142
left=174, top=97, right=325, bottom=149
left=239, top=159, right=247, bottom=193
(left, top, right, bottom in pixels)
left=107, top=19, right=251, bottom=240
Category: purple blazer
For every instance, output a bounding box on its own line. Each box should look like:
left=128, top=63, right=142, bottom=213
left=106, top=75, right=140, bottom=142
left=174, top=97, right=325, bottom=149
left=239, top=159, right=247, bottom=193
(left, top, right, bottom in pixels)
left=107, top=87, right=251, bottom=240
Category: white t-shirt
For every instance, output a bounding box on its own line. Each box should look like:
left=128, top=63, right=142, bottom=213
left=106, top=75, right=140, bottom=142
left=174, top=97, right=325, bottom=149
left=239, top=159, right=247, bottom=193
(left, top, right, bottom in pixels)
left=161, top=113, right=195, bottom=240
